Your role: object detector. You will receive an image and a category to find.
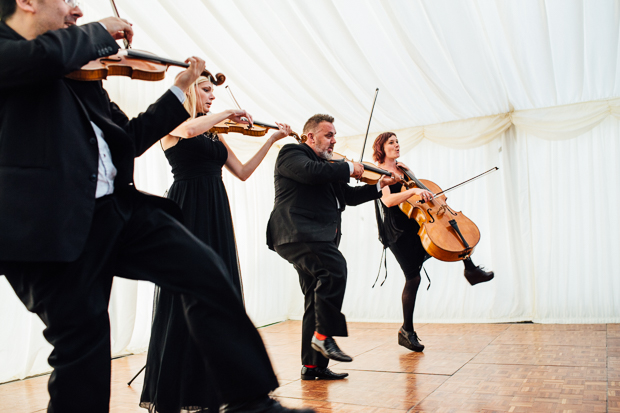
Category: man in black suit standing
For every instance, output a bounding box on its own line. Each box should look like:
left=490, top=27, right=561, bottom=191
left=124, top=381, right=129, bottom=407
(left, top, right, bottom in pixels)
left=0, top=1, right=312, bottom=412
left=267, top=114, right=395, bottom=381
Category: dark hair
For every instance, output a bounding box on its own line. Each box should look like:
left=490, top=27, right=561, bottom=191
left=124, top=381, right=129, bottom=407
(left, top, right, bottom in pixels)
left=372, top=132, right=396, bottom=163
left=303, top=114, right=334, bottom=134
left=0, top=0, right=17, bottom=21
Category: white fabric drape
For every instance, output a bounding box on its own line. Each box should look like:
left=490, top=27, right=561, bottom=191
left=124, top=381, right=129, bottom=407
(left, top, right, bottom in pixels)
left=2, top=0, right=620, bottom=383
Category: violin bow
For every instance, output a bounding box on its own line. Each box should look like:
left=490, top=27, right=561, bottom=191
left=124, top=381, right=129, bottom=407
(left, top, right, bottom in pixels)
left=226, top=85, right=292, bottom=133
left=108, top=0, right=130, bottom=49
left=226, top=85, right=243, bottom=110
left=359, top=88, right=379, bottom=162
left=429, top=167, right=499, bottom=199
left=226, top=85, right=262, bottom=128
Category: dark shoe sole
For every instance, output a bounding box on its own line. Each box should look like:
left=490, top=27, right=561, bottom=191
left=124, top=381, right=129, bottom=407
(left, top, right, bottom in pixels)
left=398, top=332, right=424, bottom=352
left=311, top=342, right=353, bottom=362
left=301, top=373, right=348, bottom=380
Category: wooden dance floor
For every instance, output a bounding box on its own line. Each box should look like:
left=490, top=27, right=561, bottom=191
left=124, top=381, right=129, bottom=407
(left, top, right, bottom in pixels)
left=1, top=320, right=618, bottom=412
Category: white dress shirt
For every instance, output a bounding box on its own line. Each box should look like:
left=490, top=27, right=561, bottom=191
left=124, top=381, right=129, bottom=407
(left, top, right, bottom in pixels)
left=94, top=85, right=186, bottom=198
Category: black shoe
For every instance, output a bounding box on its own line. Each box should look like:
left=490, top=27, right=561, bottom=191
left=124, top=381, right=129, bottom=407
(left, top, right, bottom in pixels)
left=310, top=336, right=353, bottom=362
left=221, top=395, right=315, bottom=413
left=398, top=327, right=424, bottom=352
left=301, top=366, right=349, bottom=380
left=464, top=266, right=494, bottom=286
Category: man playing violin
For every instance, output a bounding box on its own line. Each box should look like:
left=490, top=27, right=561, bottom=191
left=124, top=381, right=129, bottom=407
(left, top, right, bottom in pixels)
left=267, top=114, right=397, bottom=380
left=0, top=1, right=313, bottom=412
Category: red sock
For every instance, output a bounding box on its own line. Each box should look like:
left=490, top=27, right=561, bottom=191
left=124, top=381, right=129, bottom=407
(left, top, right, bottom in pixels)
left=304, top=364, right=317, bottom=368
left=314, top=332, right=327, bottom=341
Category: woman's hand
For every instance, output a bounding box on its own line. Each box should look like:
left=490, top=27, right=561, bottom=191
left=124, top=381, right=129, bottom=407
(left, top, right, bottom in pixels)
left=270, top=122, right=292, bottom=142
left=415, top=188, right=434, bottom=202
left=227, top=109, right=253, bottom=126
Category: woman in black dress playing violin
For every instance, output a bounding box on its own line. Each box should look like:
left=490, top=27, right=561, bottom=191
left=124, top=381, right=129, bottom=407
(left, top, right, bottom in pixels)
left=140, top=75, right=291, bottom=412
left=372, top=132, right=494, bottom=352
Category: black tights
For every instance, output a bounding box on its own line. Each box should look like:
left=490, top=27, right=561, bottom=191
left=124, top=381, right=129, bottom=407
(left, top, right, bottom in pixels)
left=401, top=258, right=477, bottom=333
left=463, top=257, right=477, bottom=270
left=390, top=229, right=478, bottom=333
left=401, top=274, right=421, bottom=333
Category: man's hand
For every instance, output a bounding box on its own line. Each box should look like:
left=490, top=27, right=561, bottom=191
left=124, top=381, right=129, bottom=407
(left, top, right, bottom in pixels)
left=379, top=173, right=398, bottom=188
left=99, top=17, right=133, bottom=44
left=174, top=57, right=206, bottom=93
left=351, top=162, right=364, bottom=179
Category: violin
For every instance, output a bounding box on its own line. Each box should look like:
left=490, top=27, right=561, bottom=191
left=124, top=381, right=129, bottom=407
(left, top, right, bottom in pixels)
left=66, top=49, right=226, bottom=84
left=67, top=0, right=224, bottom=84
left=331, top=153, right=394, bottom=185
left=398, top=166, right=481, bottom=262
left=210, top=119, right=304, bottom=143
left=214, top=86, right=304, bottom=142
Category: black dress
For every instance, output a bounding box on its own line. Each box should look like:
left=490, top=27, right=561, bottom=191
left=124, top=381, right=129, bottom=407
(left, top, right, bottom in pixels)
left=375, top=182, right=429, bottom=279
left=140, top=131, right=242, bottom=412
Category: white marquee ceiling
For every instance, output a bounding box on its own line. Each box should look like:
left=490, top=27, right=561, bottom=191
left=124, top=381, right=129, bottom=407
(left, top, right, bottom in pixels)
left=82, top=0, right=620, bottom=141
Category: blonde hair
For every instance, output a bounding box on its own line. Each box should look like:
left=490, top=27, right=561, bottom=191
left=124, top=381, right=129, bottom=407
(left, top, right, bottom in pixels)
left=182, top=75, right=213, bottom=119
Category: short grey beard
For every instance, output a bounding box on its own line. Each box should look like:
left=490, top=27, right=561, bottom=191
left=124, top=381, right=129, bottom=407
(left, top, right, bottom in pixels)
left=318, top=149, right=333, bottom=160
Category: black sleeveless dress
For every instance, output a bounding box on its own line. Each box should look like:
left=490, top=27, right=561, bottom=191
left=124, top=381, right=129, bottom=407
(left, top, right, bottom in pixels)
left=140, top=131, right=242, bottom=412
left=375, top=182, right=429, bottom=279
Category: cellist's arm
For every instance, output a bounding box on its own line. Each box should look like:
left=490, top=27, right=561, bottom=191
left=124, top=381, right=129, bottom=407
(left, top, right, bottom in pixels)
left=380, top=186, right=433, bottom=208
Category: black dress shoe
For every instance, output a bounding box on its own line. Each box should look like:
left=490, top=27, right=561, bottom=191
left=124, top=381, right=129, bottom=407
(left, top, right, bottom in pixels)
left=221, top=395, right=315, bottom=413
left=464, top=266, right=494, bottom=286
left=398, top=327, right=424, bottom=352
left=301, top=366, right=349, bottom=380
left=311, top=336, right=353, bottom=362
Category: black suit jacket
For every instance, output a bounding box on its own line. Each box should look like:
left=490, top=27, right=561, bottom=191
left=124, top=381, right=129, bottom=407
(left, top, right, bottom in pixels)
left=0, top=22, right=189, bottom=262
left=266, top=143, right=382, bottom=249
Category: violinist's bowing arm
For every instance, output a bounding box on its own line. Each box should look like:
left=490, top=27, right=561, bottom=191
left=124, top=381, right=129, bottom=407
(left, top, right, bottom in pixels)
left=98, top=17, right=134, bottom=44
left=162, top=109, right=251, bottom=150
left=170, top=109, right=249, bottom=139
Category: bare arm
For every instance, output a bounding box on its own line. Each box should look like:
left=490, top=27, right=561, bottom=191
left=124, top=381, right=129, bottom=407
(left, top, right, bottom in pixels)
left=160, top=109, right=252, bottom=150
left=223, top=123, right=292, bottom=181
left=380, top=185, right=433, bottom=207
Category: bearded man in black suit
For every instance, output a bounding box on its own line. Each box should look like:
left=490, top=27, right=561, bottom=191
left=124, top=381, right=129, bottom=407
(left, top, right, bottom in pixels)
left=0, top=1, right=313, bottom=412
left=267, top=114, right=396, bottom=381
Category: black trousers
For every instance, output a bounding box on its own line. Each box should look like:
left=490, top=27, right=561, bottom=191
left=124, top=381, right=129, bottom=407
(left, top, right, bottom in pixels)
left=2, top=194, right=277, bottom=413
left=275, top=241, right=348, bottom=368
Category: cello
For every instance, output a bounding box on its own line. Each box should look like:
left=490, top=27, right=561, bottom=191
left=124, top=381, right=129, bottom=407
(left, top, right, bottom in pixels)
left=397, top=167, right=497, bottom=262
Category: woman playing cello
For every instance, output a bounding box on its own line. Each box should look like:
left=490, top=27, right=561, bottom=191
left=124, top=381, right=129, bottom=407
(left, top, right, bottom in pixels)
left=372, top=132, right=493, bottom=352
